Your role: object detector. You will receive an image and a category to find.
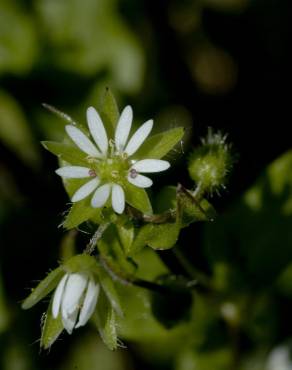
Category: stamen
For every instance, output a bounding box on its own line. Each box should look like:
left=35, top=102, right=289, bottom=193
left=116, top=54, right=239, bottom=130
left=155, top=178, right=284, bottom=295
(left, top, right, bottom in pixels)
left=129, top=168, right=138, bottom=179
left=89, top=169, right=97, bottom=177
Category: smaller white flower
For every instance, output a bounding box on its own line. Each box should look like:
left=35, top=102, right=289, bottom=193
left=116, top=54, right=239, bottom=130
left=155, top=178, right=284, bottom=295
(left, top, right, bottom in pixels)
left=56, top=105, right=171, bottom=214
left=52, top=272, right=99, bottom=334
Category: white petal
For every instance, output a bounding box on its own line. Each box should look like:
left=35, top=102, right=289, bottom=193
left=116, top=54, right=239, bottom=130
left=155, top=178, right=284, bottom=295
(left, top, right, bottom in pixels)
left=61, top=273, right=87, bottom=319
left=62, top=308, right=79, bottom=334
left=111, top=184, right=125, bottom=214
left=87, top=107, right=108, bottom=154
left=75, top=279, right=99, bottom=328
left=124, top=119, right=153, bottom=156
left=71, top=178, right=100, bottom=202
left=114, top=105, right=133, bottom=151
left=65, top=125, right=100, bottom=157
left=55, top=166, right=91, bottom=179
left=91, top=183, right=111, bottom=208
left=131, top=159, right=170, bottom=173
left=127, top=174, right=153, bottom=188
left=52, top=274, right=68, bottom=318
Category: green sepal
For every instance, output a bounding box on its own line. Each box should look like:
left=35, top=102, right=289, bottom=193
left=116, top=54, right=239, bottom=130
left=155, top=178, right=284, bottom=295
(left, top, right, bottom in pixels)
left=21, top=266, right=64, bottom=310
left=124, top=182, right=152, bottom=215
left=132, top=222, right=180, bottom=254
left=41, top=141, right=88, bottom=166
left=116, top=218, right=134, bottom=255
left=98, top=88, right=119, bottom=139
left=62, top=199, right=103, bottom=230
left=41, top=300, right=63, bottom=349
left=93, top=262, right=123, bottom=317
left=64, top=254, right=98, bottom=274
left=92, top=290, right=118, bottom=351
left=134, top=127, right=184, bottom=160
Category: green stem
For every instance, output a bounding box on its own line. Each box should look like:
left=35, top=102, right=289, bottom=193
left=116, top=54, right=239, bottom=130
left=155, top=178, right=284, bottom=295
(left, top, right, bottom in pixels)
left=85, top=223, right=110, bottom=255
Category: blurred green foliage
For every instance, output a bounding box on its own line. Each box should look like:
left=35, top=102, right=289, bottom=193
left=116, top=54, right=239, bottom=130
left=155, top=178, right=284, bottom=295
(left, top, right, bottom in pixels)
left=1, top=0, right=292, bottom=369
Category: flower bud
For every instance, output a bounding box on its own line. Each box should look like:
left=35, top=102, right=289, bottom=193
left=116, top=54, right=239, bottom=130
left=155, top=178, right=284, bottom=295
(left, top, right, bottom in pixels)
left=188, top=128, right=233, bottom=194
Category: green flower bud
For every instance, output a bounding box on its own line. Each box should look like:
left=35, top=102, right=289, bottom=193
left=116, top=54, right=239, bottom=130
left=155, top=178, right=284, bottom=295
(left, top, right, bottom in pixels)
left=188, top=128, right=233, bottom=194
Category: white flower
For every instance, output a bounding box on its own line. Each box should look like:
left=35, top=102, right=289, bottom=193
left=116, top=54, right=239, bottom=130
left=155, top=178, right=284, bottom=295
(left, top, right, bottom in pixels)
left=56, top=105, right=170, bottom=214
left=52, top=272, right=99, bottom=334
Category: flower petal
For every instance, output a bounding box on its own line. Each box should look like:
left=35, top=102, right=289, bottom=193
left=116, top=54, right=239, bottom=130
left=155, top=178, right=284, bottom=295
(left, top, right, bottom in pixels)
left=62, top=308, right=79, bottom=334
left=131, top=159, right=170, bottom=173
left=87, top=107, right=108, bottom=154
left=55, top=166, right=91, bottom=179
left=65, top=125, right=100, bottom=157
left=52, top=274, right=68, bottom=318
left=75, top=279, right=99, bottom=328
left=127, top=174, right=153, bottom=188
left=124, top=119, right=153, bottom=156
left=114, top=105, right=133, bottom=151
left=91, top=183, right=111, bottom=208
left=71, top=178, right=100, bottom=202
left=61, top=273, right=87, bottom=319
left=111, top=184, right=125, bottom=214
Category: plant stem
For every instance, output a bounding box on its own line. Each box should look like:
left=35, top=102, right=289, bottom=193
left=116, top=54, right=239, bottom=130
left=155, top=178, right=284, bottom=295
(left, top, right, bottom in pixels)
left=85, top=223, right=110, bottom=255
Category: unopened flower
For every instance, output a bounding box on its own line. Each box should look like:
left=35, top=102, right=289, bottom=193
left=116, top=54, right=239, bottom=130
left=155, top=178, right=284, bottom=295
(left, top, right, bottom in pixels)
left=56, top=106, right=170, bottom=214
left=52, top=272, right=99, bottom=334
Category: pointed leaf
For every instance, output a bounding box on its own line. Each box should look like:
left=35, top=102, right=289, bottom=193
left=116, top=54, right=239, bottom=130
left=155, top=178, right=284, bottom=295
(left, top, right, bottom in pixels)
left=124, top=182, right=152, bottom=215
left=132, top=222, right=180, bottom=254
left=133, top=127, right=184, bottom=160
left=42, top=141, right=88, bottom=166
left=41, top=300, right=63, bottom=349
left=22, top=267, right=64, bottom=310
left=116, top=221, right=134, bottom=255
left=92, top=290, right=118, bottom=350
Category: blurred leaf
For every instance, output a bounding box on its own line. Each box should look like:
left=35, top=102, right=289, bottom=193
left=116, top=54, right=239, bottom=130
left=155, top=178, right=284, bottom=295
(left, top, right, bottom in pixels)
left=59, top=230, right=77, bottom=262
left=61, top=332, right=130, bottom=370
left=124, top=182, right=153, bottom=215
left=151, top=275, right=193, bottom=329
left=0, top=91, right=39, bottom=167
left=175, top=348, right=232, bottom=370
left=134, top=127, right=185, bottom=160
left=21, top=266, right=64, bottom=309
left=0, top=1, right=37, bottom=75
left=204, top=150, right=292, bottom=287
left=93, top=290, right=118, bottom=350
left=41, top=300, right=63, bottom=349
left=0, top=272, right=10, bottom=333
left=36, top=0, right=144, bottom=93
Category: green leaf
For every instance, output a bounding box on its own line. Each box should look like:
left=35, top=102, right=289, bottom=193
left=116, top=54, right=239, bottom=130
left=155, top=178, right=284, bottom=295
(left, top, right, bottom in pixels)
left=41, top=300, right=63, bottom=349
left=98, top=224, right=136, bottom=275
left=0, top=90, right=39, bottom=167
left=98, top=88, right=119, bottom=139
left=92, top=290, right=118, bottom=350
left=22, top=266, right=64, bottom=310
left=42, top=141, right=88, bottom=166
left=133, top=127, right=184, bottom=160
left=94, top=263, right=123, bottom=317
left=124, top=182, right=152, bottom=215
left=132, top=223, right=180, bottom=254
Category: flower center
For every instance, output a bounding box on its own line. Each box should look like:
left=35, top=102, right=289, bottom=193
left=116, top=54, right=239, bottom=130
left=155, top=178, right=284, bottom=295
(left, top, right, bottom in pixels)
left=89, top=155, right=130, bottom=184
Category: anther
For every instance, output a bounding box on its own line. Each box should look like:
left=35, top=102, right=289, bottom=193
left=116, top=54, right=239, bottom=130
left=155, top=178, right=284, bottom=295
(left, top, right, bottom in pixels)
left=89, top=169, right=97, bottom=177
left=129, top=168, right=138, bottom=179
